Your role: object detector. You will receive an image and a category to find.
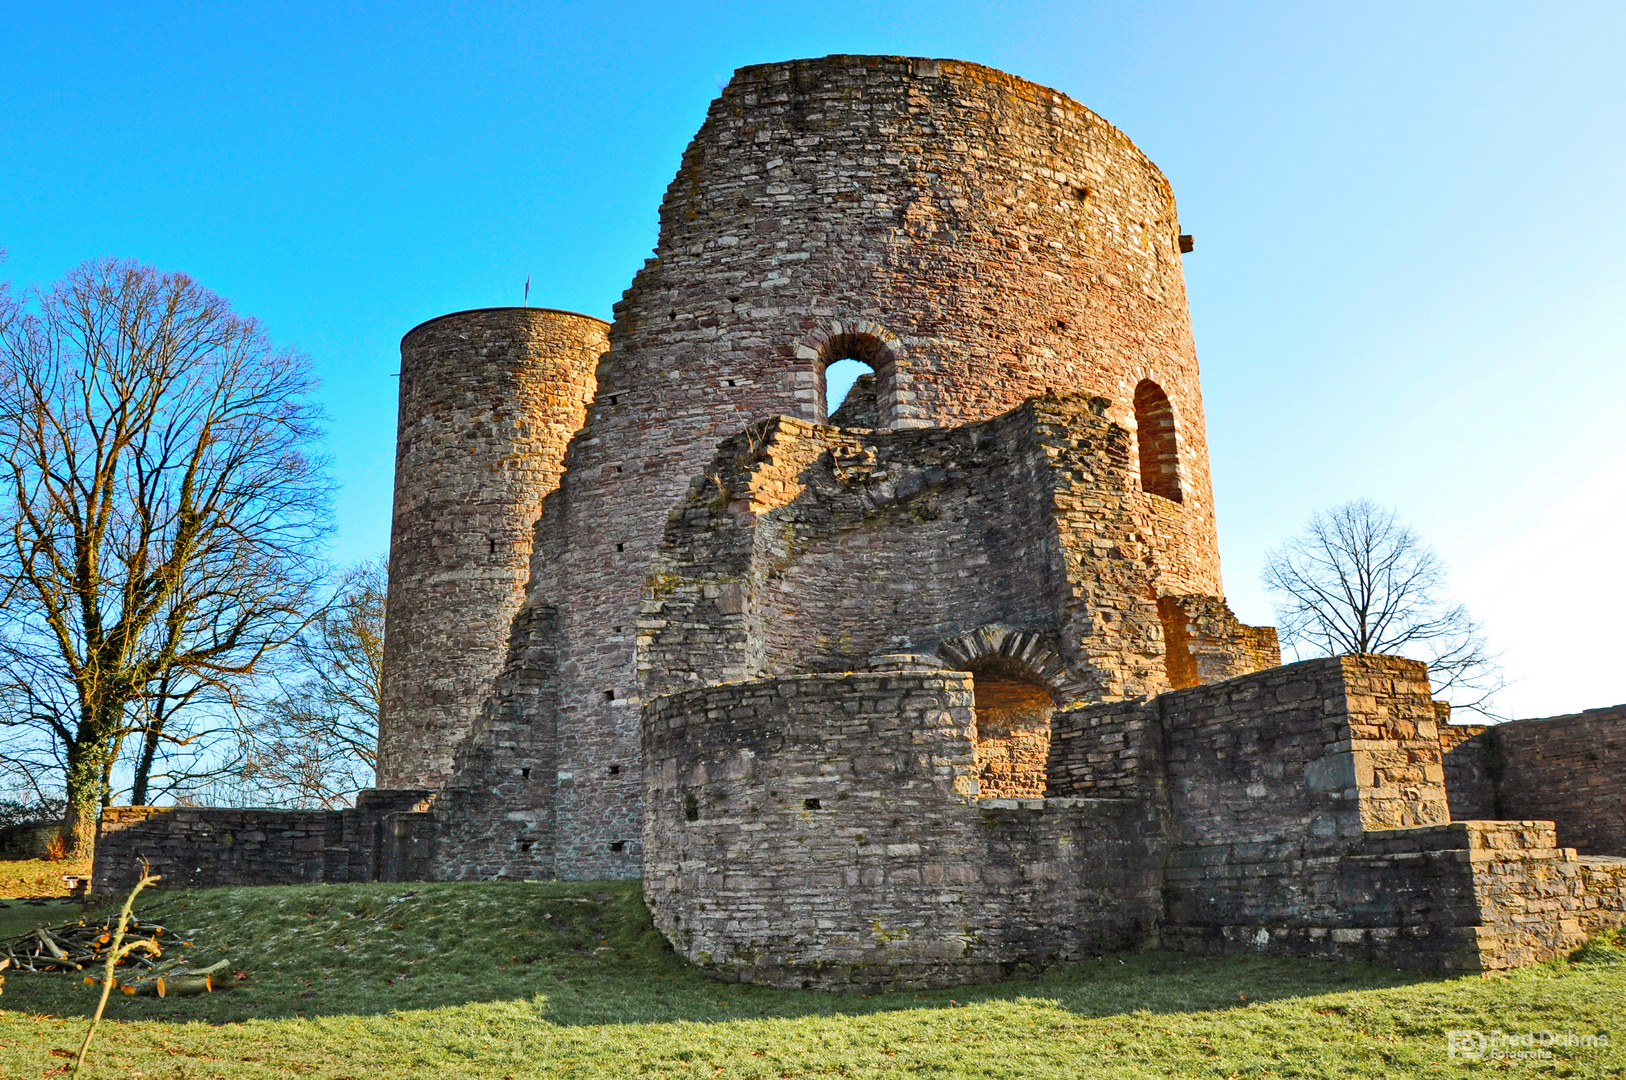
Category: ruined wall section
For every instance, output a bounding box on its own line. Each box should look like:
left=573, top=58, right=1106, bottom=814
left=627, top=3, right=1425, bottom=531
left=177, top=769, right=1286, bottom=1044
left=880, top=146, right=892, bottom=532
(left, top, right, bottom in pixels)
left=638, top=394, right=1198, bottom=706
left=377, top=308, right=606, bottom=791
left=1444, top=705, right=1626, bottom=854
left=600, top=54, right=1221, bottom=593
left=1156, top=656, right=1450, bottom=863
left=92, top=790, right=434, bottom=896
left=1048, top=656, right=1626, bottom=970
left=525, top=54, right=1225, bottom=878
left=641, top=672, right=1164, bottom=991
left=1156, top=595, right=1280, bottom=689
left=428, top=603, right=563, bottom=880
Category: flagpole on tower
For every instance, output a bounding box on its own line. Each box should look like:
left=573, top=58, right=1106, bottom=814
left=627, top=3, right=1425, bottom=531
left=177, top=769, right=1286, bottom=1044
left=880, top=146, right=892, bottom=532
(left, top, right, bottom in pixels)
left=524, top=276, right=530, bottom=308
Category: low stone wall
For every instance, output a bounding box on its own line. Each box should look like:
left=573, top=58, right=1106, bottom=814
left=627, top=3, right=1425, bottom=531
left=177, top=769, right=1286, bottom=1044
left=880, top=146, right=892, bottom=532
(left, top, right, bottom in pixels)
left=641, top=671, right=1165, bottom=991
left=1443, top=705, right=1626, bottom=854
left=1164, top=821, right=1626, bottom=971
left=91, top=790, right=434, bottom=896
left=644, top=656, right=1626, bottom=986
left=1052, top=656, right=1626, bottom=972
left=0, top=822, right=60, bottom=859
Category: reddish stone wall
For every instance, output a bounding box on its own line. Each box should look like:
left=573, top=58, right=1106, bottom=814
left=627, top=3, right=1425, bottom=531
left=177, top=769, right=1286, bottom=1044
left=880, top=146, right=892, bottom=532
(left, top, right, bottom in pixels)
left=501, top=55, right=1224, bottom=878
left=377, top=308, right=606, bottom=790
left=1156, top=595, right=1280, bottom=688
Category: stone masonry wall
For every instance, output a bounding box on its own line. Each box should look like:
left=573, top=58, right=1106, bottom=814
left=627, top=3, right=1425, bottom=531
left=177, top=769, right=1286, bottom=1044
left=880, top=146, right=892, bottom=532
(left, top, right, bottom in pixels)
left=642, top=652, right=1626, bottom=985
left=638, top=395, right=1274, bottom=715
left=1143, top=656, right=1454, bottom=945
left=429, top=602, right=564, bottom=880
left=1156, top=594, right=1280, bottom=689
left=377, top=308, right=606, bottom=790
left=1443, top=705, right=1626, bottom=854
left=91, top=790, right=434, bottom=896
left=1049, top=655, right=1626, bottom=971
left=502, top=54, right=1226, bottom=879
left=641, top=671, right=1164, bottom=991
left=1440, top=721, right=1494, bottom=820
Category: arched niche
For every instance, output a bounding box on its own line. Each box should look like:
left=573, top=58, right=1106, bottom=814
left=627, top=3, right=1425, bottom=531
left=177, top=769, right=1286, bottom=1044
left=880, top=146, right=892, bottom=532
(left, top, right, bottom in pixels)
left=967, top=657, right=1056, bottom=798
left=931, top=624, right=1090, bottom=799
left=1134, top=379, right=1183, bottom=503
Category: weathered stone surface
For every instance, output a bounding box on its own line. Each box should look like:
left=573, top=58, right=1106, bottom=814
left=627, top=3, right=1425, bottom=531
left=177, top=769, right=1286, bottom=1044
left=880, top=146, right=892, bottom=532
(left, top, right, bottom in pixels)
left=1444, top=705, right=1626, bottom=854
left=641, top=672, right=1164, bottom=990
left=454, top=54, right=1229, bottom=880
left=91, top=790, right=434, bottom=896
left=377, top=308, right=606, bottom=791
left=635, top=396, right=1255, bottom=708
left=643, top=655, right=1626, bottom=987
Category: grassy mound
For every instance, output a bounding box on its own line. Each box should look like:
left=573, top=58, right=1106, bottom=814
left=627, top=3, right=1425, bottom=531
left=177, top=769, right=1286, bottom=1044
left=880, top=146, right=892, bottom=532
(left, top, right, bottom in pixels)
left=1, top=880, right=1622, bottom=1077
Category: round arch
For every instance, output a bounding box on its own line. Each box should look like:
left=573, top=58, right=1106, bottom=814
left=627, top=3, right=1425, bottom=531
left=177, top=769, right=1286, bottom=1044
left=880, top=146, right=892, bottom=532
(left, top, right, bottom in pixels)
left=794, top=320, right=917, bottom=428
left=931, top=624, right=1089, bottom=704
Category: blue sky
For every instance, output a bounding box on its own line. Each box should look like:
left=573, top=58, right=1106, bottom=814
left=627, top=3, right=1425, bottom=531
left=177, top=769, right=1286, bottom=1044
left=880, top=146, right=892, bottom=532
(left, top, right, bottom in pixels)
left=3, top=1, right=1622, bottom=719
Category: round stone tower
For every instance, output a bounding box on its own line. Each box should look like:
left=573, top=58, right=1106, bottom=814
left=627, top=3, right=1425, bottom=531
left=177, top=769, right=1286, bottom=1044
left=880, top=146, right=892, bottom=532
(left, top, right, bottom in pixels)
left=376, top=307, right=607, bottom=791
left=523, top=55, right=1226, bottom=878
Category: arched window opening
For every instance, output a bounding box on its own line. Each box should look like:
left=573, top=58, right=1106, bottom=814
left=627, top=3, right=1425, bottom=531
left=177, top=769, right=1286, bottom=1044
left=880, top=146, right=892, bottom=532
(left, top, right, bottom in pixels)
left=969, top=659, right=1055, bottom=798
left=812, top=331, right=896, bottom=427
left=1134, top=380, right=1183, bottom=503
left=824, top=358, right=876, bottom=425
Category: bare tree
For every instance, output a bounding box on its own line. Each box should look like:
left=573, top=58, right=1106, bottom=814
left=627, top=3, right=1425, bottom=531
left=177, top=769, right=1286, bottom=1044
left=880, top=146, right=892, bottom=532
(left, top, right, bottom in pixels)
left=236, top=558, right=383, bottom=808
left=0, top=258, right=332, bottom=855
left=1262, top=499, right=1504, bottom=716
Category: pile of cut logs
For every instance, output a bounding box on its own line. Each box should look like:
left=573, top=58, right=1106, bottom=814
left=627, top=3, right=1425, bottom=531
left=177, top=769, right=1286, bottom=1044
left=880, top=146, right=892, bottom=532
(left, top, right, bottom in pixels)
left=0, top=914, right=227, bottom=996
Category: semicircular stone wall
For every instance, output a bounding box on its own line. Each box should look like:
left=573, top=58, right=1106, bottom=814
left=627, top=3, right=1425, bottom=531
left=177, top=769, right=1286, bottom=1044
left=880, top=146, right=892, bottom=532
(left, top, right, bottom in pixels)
left=502, top=55, right=1225, bottom=877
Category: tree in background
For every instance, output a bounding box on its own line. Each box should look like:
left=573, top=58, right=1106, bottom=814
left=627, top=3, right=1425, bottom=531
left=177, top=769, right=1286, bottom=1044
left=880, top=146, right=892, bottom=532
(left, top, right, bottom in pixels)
left=1262, top=498, right=1504, bottom=717
left=235, top=558, right=383, bottom=808
left=0, top=259, right=332, bottom=855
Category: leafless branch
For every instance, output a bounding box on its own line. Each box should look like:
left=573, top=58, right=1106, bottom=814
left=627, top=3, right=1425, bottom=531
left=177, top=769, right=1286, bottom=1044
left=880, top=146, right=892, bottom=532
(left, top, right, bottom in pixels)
left=0, top=258, right=333, bottom=853
left=1262, top=499, right=1506, bottom=719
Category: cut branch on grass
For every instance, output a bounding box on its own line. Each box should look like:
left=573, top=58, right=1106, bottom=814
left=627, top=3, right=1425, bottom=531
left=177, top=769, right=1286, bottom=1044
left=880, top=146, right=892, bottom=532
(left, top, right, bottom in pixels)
left=73, top=865, right=160, bottom=1077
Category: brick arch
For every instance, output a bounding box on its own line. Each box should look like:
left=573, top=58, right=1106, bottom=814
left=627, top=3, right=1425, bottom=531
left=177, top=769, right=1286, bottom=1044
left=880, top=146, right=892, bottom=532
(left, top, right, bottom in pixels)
left=930, top=624, right=1090, bottom=705
left=793, top=320, right=920, bottom=428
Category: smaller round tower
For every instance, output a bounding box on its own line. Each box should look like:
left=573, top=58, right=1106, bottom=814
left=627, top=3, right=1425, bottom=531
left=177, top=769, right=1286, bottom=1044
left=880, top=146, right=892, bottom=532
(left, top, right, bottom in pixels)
left=376, top=307, right=607, bottom=791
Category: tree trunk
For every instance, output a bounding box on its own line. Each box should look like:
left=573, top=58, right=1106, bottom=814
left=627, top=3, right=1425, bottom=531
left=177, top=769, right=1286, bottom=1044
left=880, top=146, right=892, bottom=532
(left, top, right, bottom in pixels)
left=131, top=721, right=162, bottom=807
left=61, top=729, right=114, bottom=860
left=60, top=792, right=100, bottom=860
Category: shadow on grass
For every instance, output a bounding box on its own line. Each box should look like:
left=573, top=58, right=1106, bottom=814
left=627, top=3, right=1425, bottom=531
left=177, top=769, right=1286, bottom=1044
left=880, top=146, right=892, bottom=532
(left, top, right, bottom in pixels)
left=0, top=896, right=85, bottom=939
left=1, top=879, right=1452, bottom=1029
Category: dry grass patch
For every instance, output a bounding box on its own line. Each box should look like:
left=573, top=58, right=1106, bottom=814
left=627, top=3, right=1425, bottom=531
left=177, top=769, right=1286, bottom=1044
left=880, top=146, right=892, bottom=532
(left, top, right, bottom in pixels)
left=0, top=858, right=89, bottom=900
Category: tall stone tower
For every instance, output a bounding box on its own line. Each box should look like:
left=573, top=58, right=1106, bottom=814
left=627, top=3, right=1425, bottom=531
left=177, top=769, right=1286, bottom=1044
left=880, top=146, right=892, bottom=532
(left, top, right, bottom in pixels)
left=419, top=55, right=1226, bottom=880
left=376, top=308, right=607, bottom=791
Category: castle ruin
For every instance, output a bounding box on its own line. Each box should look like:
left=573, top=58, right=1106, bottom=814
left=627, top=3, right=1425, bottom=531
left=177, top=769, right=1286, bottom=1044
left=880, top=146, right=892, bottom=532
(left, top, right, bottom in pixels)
left=95, top=55, right=1626, bottom=991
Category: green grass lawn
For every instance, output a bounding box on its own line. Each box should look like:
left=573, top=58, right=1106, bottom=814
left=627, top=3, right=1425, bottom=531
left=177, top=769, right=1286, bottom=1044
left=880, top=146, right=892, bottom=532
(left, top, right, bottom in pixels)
left=1, top=879, right=1622, bottom=1078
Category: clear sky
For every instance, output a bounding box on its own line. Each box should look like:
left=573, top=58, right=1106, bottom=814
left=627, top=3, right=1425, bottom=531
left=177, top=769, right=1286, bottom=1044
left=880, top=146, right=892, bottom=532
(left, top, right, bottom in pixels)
left=3, top=1, right=1622, bottom=720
